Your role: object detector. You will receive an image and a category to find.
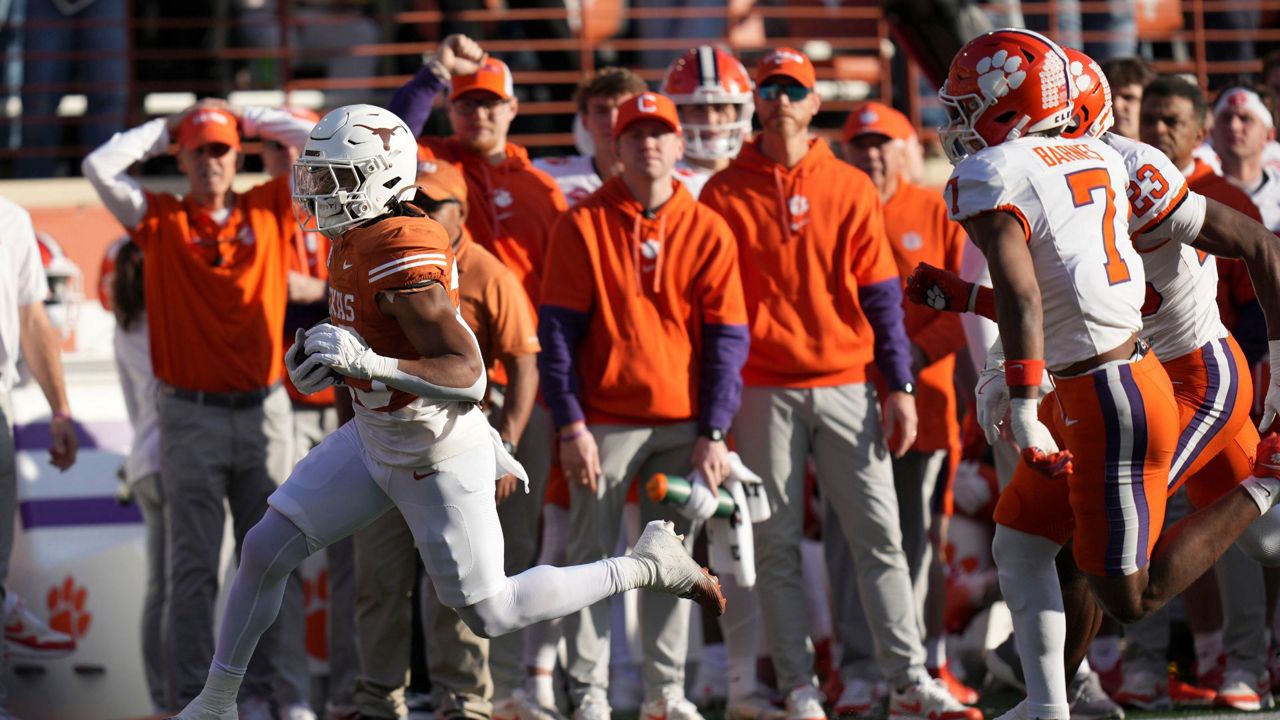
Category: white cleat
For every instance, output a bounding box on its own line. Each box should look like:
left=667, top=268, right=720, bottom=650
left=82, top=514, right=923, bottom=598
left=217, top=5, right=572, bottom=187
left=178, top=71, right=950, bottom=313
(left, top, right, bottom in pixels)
left=726, top=695, right=785, bottom=720
left=573, top=695, right=612, bottom=720
left=632, top=520, right=726, bottom=615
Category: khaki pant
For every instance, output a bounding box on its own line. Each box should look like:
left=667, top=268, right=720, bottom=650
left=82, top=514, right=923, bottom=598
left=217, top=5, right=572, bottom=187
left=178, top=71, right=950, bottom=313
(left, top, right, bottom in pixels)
left=735, top=384, right=926, bottom=690
left=353, top=507, right=492, bottom=719
left=563, top=422, right=697, bottom=703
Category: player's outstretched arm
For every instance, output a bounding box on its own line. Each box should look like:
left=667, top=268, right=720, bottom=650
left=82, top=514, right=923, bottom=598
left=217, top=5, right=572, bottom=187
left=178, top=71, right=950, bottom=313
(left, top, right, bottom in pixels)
left=905, top=261, right=998, bottom=321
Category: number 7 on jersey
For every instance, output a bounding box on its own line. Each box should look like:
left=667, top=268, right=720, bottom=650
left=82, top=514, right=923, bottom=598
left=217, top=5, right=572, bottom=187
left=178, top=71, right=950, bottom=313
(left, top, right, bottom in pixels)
left=1065, top=168, right=1130, bottom=286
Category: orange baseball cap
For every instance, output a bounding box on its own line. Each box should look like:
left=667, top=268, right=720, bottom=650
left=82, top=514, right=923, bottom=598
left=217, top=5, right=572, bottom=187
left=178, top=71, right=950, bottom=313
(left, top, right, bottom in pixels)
left=755, top=47, right=816, bottom=89
left=450, top=57, right=514, bottom=101
left=176, top=108, right=242, bottom=151
left=417, top=158, right=468, bottom=204
left=613, top=92, right=682, bottom=139
left=841, top=102, right=916, bottom=143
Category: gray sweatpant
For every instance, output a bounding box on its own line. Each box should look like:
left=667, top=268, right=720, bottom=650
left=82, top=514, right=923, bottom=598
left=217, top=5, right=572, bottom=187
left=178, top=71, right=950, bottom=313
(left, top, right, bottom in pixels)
left=134, top=472, right=168, bottom=711
left=563, top=422, right=698, bottom=703
left=161, top=386, right=299, bottom=707
left=735, top=384, right=927, bottom=691
left=827, top=449, right=946, bottom=681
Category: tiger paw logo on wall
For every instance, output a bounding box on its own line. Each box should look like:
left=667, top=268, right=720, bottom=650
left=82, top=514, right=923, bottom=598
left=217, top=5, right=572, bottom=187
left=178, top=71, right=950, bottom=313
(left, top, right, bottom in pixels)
left=975, top=50, right=1026, bottom=101
left=46, top=576, right=91, bottom=640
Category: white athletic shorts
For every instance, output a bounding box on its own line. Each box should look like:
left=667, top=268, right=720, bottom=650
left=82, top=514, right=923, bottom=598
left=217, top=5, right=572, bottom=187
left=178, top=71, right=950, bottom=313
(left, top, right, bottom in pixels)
left=268, top=420, right=507, bottom=607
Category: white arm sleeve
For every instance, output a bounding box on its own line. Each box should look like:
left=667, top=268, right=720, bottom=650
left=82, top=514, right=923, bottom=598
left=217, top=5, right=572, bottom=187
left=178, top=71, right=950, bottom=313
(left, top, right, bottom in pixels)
left=81, top=118, right=170, bottom=230
left=960, top=239, right=999, bottom=370
left=239, top=106, right=314, bottom=153
left=1140, top=190, right=1208, bottom=248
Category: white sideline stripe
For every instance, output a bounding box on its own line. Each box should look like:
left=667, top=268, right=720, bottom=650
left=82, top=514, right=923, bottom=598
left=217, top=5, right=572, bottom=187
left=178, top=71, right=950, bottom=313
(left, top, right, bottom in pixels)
left=368, top=258, right=448, bottom=283
left=367, top=253, right=447, bottom=276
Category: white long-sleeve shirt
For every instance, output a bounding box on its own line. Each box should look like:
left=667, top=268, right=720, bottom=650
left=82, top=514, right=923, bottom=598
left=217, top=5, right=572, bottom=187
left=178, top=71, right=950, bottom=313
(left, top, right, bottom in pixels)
left=115, top=317, right=160, bottom=483
left=82, top=107, right=313, bottom=230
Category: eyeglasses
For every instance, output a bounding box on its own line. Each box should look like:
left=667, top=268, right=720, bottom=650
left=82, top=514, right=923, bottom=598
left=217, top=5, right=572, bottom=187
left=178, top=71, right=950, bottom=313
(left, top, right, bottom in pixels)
left=453, top=96, right=510, bottom=115
left=758, top=84, right=812, bottom=102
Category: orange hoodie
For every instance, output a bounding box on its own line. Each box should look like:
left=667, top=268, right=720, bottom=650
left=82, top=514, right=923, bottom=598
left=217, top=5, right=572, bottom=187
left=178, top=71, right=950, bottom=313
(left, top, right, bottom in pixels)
left=700, top=138, right=909, bottom=388
left=538, top=177, right=749, bottom=428
left=418, top=137, right=568, bottom=305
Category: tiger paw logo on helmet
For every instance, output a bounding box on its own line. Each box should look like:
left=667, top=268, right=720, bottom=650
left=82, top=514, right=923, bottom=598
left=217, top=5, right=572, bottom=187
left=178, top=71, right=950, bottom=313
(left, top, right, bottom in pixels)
left=975, top=50, right=1026, bottom=101
left=1068, top=60, right=1094, bottom=93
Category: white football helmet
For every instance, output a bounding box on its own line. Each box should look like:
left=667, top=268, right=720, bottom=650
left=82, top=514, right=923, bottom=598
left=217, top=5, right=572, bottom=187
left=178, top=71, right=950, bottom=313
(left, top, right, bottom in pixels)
left=35, top=232, right=82, bottom=339
left=292, top=104, right=419, bottom=239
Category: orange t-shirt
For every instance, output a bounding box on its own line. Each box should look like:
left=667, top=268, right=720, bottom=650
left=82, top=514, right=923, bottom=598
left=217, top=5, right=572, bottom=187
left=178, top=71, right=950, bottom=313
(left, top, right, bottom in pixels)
left=700, top=138, right=900, bottom=388
left=327, top=210, right=457, bottom=413
left=456, top=228, right=540, bottom=384
left=540, top=177, right=747, bottom=425
left=873, top=181, right=968, bottom=452
left=283, top=228, right=336, bottom=407
left=417, top=137, right=568, bottom=305
left=133, top=177, right=292, bottom=392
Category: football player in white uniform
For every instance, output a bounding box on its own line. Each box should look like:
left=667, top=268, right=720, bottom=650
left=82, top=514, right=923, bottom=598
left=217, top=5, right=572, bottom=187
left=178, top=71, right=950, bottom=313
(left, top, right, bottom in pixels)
left=935, top=29, right=1280, bottom=720
left=171, top=105, right=726, bottom=720
left=661, top=45, right=755, bottom=197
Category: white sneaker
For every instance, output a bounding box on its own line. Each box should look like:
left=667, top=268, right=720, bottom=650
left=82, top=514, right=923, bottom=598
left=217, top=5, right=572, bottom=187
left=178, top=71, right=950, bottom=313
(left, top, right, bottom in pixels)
left=834, top=678, right=875, bottom=717
left=1215, top=669, right=1264, bottom=712
left=726, top=695, right=785, bottom=720
left=282, top=703, right=318, bottom=720
left=641, top=690, right=705, bottom=720
left=1111, top=669, right=1170, bottom=711
left=573, top=695, right=612, bottom=720
left=1067, top=670, right=1123, bottom=720
left=631, top=520, right=726, bottom=614
left=4, top=592, right=74, bottom=660
left=888, top=678, right=982, bottom=720
left=784, top=686, right=827, bottom=720
left=692, top=643, right=729, bottom=705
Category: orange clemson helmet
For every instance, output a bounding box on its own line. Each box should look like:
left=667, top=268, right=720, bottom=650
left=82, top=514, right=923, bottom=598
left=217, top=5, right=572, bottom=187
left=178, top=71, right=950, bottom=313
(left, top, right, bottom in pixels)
left=938, top=28, right=1074, bottom=164
left=661, top=46, right=754, bottom=161
left=1062, top=47, right=1114, bottom=139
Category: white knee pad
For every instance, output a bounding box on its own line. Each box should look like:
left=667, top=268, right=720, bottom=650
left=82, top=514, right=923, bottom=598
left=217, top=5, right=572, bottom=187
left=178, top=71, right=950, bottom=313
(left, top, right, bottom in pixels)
left=1236, top=506, right=1280, bottom=567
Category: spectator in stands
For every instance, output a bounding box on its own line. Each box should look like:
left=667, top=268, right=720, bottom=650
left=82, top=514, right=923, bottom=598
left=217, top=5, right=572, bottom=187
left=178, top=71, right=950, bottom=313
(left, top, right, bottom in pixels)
left=81, top=101, right=313, bottom=714
left=831, top=101, right=977, bottom=714
left=17, top=0, right=127, bottom=177
left=533, top=67, right=649, bottom=206
left=699, top=47, right=976, bottom=720
left=1100, top=56, right=1155, bottom=140
left=0, top=195, right=79, bottom=718
left=539, top=91, right=748, bottom=720
left=101, top=236, right=168, bottom=714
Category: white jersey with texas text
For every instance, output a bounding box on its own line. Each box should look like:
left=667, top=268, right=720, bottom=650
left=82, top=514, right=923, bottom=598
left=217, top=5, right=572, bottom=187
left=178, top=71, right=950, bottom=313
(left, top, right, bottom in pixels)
left=946, top=135, right=1141, bottom=370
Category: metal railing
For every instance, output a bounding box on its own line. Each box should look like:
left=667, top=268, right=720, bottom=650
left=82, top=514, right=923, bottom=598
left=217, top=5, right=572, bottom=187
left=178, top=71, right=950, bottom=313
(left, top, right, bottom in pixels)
left=3, top=0, right=1275, bottom=175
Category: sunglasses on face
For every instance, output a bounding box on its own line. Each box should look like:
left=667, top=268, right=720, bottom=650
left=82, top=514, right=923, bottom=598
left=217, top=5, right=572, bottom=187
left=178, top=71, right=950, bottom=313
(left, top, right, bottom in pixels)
left=758, top=84, right=812, bottom=102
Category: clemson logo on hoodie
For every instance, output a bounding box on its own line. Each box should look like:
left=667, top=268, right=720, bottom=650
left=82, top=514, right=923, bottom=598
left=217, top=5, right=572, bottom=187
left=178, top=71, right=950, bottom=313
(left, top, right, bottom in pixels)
left=640, top=238, right=662, bottom=272
left=788, top=194, right=810, bottom=232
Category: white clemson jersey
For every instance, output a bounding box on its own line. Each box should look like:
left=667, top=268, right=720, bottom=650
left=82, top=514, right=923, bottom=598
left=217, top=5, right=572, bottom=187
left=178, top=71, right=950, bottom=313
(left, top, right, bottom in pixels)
left=1108, top=133, right=1226, bottom=362
left=947, top=135, right=1142, bottom=370
left=533, top=154, right=602, bottom=208
left=673, top=160, right=714, bottom=198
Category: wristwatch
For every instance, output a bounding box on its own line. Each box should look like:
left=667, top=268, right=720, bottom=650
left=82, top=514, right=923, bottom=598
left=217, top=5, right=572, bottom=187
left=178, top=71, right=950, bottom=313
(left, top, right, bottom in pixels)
left=891, top=382, right=916, bottom=396
left=502, top=439, right=517, bottom=455
left=699, top=427, right=726, bottom=442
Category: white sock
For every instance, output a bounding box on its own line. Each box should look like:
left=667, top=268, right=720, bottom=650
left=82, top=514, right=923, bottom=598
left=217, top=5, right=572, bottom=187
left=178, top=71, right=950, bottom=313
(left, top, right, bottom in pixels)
left=925, top=636, right=945, bottom=670
left=529, top=671, right=556, bottom=708
left=992, top=525, right=1070, bottom=720
left=1241, top=475, right=1280, bottom=514
left=184, top=661, right=244, bottom=715
left=464, top=559, right=643, bottom=637
left=1194, top=630, right=1223, bottom=677
left=1088, top=635, right=1121, bottom=673
left=721, top=572, right=762, bottom=703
